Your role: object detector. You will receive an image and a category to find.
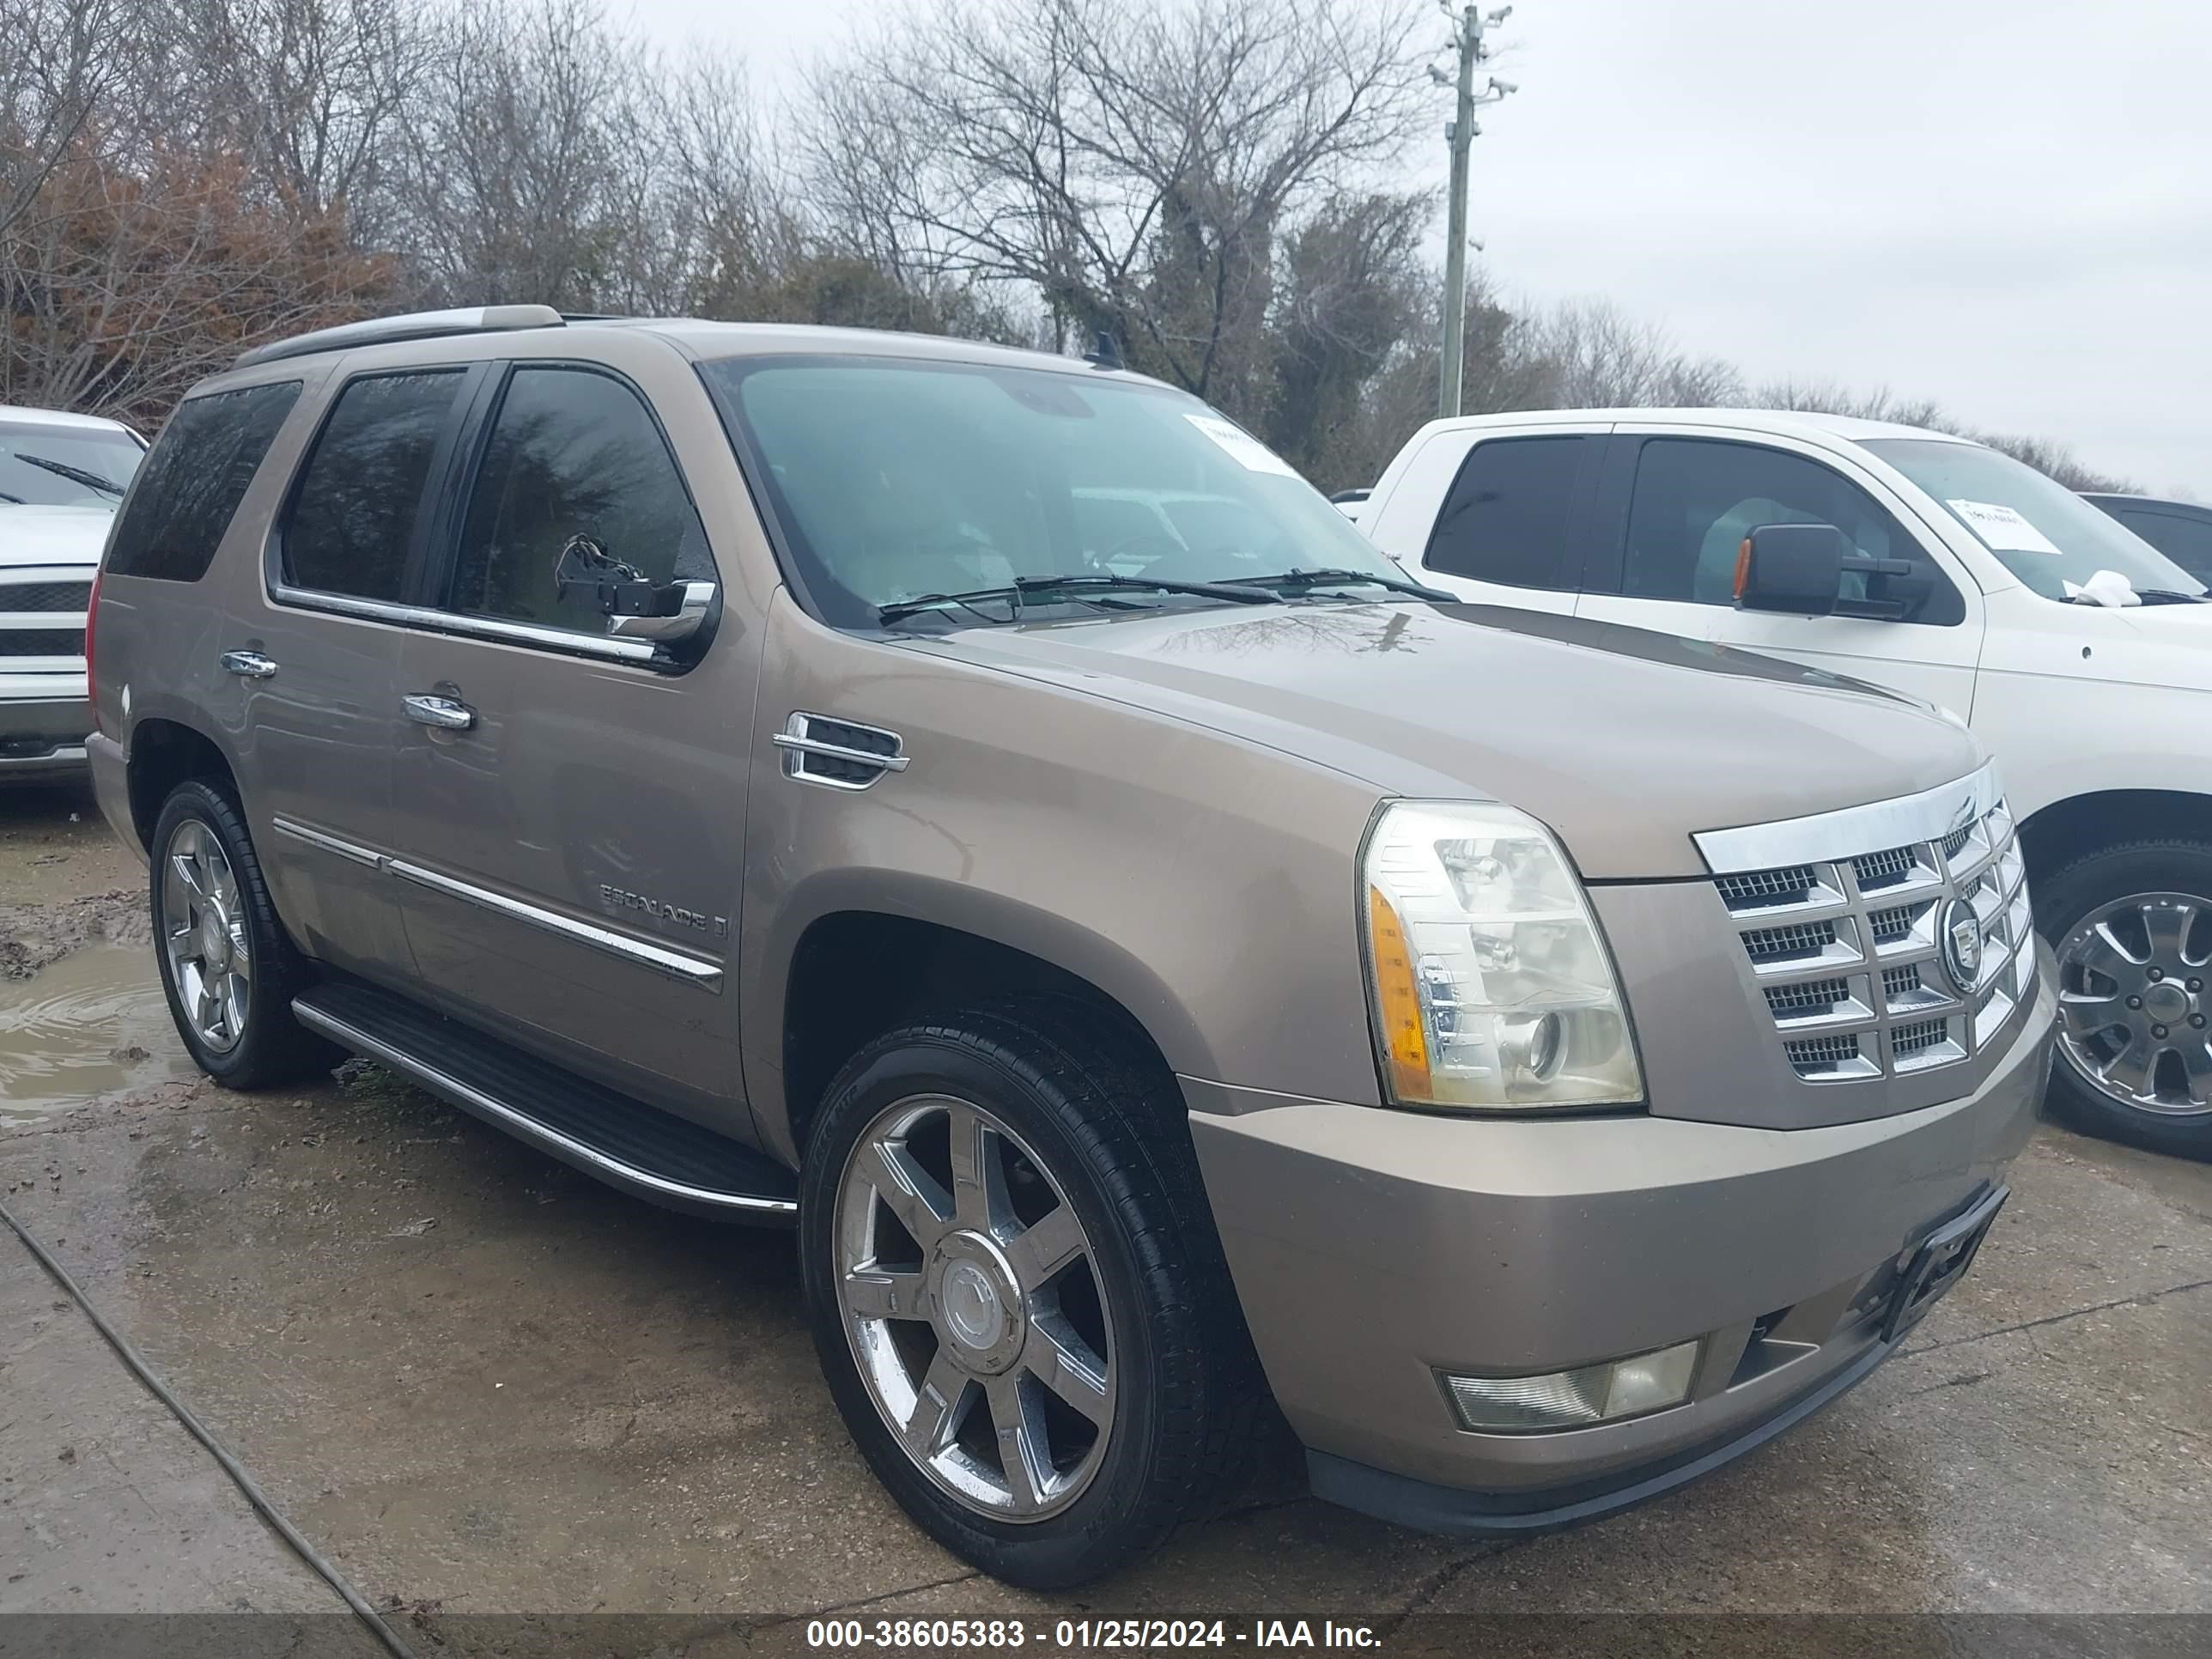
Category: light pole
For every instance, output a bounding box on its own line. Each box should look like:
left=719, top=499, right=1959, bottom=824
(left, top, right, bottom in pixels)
left=1434, top=3, right=1516, bottom=419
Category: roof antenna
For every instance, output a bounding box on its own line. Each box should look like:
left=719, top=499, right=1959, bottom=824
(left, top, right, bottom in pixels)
left=1083, top=329, right=1123, bottom=370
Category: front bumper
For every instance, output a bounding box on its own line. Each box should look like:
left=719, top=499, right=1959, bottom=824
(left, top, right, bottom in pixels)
left=0, top=670, right=91, bottom=774
left=1184, top=947, right=2054, bottom=1534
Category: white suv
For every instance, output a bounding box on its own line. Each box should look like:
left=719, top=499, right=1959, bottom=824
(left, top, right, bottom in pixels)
left=1361, top=408, right=2211, bottom=1158
left=1, top=404, right=146, bottom=776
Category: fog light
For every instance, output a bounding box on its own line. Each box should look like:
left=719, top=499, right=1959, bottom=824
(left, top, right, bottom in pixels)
left=1443, top=1339, right=1700, bottom=1432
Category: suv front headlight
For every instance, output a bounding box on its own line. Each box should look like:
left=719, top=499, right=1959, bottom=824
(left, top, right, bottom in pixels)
left=1362, top=800, right=1643, bottom=1110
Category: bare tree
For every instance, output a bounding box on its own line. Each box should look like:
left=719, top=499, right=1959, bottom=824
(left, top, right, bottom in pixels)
left=158, top=0, right=435, bottom=243
left=1514, top=296, right=1742, bottom=409
left=1752, top=377, right=2141, bottom=491
left=1751, top=376, right=1948, bottom=430
left=807, top=0, right=1430, bottom=422
left=0, top=0, right=134, bottom=239
left=387, top=0, right=647, bottom=309
left=1975, top=431, right=2136, bottom=495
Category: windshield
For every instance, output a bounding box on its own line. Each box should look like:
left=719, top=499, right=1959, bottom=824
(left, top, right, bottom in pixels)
left=1863, top=438, right=2205, bottom=602
left=702, top=355, right=1399, bottom=627
left=0, top=420, right=143, bottom=507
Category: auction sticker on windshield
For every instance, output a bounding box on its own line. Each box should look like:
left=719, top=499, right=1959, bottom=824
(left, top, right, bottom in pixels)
left=1185, top=413, right=1300, bottom=477
left=1947, top=498, right=2063, bottom=555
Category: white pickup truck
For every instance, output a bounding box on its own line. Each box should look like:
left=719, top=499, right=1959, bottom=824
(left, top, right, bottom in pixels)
left=1359, top=408, right=2212, bottom=1158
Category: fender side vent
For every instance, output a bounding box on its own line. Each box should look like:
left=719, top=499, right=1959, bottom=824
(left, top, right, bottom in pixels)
left=774, top=712, right=909, bottom=792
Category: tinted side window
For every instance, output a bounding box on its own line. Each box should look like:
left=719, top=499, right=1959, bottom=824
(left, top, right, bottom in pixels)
left=448, top=367, right=710, bottom=635
left=1622, top=438, right=1958, bottom=623
left=2119, top=510, right=2212, bottom=579
left=283, top=371, right=465, bottom=600
left=1424, top=435, right=1592, bottom=590
left=106, top=383, right=301, bottom=580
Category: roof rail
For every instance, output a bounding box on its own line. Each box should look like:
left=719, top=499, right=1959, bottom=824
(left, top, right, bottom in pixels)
left=234, top=305, right=566, bottom=369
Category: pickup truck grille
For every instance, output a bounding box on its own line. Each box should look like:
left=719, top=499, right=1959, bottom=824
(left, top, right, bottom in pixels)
left=0, top=574, right=90, bottom=665
left=0, top=628, right=85, bottom=657
left=1706, top=786, right=2035, bottom=1083
left=0, top=580, right=92, bottom=614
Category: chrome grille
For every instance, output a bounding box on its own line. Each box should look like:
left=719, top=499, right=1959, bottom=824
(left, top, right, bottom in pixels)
left=1741, top=919, right=1837, bottom=963
left=1765, top=976, right=1849, bottom=1016
left=1853, top=845, right=1917, bottom=888
left=1784, top=1032, right=1869, bottom=1079
left=1716, top=865, right=1817, bottom=908
left=1698, top=766, right=2036, bottom=1085
left=1892, top=1018, right=1948, bottom=1055
left=1865, top=902, right=1924, bottom=945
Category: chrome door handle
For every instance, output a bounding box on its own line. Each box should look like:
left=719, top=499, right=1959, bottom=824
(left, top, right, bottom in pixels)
left=220, top=650, right=278, bottom=679
left=402, top=693, right=475, bottom=731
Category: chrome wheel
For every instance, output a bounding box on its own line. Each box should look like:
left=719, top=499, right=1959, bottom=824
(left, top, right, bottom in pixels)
left=161, top=818, right=252, bottom=1054
left=2056, top=891, right=2212, bottom=1117
left=835, top=1094, right=1115, bottom=1522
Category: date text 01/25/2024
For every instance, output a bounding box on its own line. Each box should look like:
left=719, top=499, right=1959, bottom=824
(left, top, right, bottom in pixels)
left=805, top=1619, right=1382, bottom=1650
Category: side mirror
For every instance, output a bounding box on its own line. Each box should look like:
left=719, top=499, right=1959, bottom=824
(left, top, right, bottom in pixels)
left=555, top=534, right=714, bottom=647
left=1733, top=523, right=1848, bottom=616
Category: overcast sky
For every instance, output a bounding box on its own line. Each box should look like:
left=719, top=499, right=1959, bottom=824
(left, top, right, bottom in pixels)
left=637, top=0, right=2208, bottom=495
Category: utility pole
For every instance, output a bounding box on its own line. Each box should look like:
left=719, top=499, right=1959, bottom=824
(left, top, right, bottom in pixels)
left=1433, top=4, right=1516, bottom=419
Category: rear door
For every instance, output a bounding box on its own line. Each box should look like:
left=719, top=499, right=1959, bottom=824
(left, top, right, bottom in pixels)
left=1382, top=428, right=1602, bottom=614
left=381, top=345, right=758, bottom=1118
left=247, top=363, right=485, bottom=982
left=1579, top=428, right=1984, bottom=716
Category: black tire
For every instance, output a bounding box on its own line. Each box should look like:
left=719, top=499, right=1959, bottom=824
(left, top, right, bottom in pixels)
left=149, top=779, right=337, bottom=1089
left=798, top=999, right=1261, bottom=1589
left=2037, top=836, right=2212, bottom=1161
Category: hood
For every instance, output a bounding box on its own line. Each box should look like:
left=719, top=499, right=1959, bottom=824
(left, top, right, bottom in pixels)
left=2105, top=601, right=2212, bottom=681
left=0, top=504, right=113, bottom=568
left=908, top=600, right=1985, bottom=879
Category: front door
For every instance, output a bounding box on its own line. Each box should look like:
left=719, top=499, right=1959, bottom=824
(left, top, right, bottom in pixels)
left=383, top=356, right=757, bottom=1117
left=1581, top=429, right=1985, bottom=718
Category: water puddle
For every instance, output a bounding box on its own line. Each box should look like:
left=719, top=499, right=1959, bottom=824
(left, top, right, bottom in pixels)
left=0, top=943, right=198, bottom=1125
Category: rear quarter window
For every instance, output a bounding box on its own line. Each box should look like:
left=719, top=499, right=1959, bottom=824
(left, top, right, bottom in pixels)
left=105, top=382, right=302, bottom=580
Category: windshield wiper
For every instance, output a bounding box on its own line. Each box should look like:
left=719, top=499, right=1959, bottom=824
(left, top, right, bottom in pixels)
left=15, top=453, right=124, bottom=497
left=1223, top=566, right=1454, bottom=602
left=2063, top=587, right=2208, bottom=608
left=879, top=572, right=1281, bottom=626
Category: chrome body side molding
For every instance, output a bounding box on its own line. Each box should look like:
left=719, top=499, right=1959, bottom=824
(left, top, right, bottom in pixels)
left=270, top=817, right=722, bottom=988
left=264, top=582, right=665, bottom=665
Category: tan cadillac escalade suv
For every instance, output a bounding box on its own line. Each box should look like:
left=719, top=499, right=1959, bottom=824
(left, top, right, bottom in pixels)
left=86, top=308, right=2056, bottom=1587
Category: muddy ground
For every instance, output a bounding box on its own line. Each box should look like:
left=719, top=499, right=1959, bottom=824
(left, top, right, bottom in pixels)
left=1, top=778, right=2207, bottom=1657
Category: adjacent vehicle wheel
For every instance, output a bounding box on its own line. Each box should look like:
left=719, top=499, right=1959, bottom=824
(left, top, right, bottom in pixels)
left=799, top=1001, right=1260, bottom=1589
left=2040, top=836, right=2212, bottom=1160
left=149, top=780, right=336, bottom=1089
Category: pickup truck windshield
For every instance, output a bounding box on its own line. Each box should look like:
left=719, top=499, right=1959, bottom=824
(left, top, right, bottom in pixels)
left=0, top=421, right=143, bottom=508
left=1863, top=438, right=2206, bottom=603
left=702, top=355, right=1399, bottom=628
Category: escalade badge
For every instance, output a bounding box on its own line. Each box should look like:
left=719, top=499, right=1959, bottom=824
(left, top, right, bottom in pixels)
left=1938, top=897, right=1984, bottom=994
